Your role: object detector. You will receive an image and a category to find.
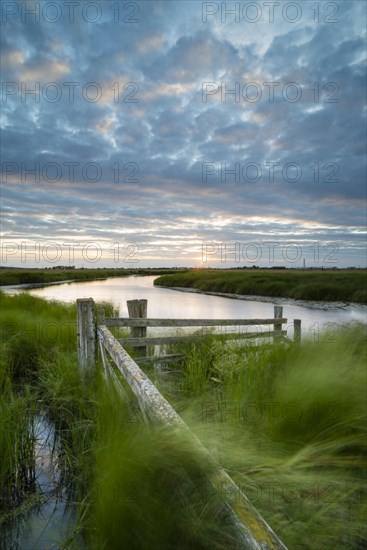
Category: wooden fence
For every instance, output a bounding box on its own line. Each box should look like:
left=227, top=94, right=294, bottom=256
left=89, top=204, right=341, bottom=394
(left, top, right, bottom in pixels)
left=77, top=298, right=300, bottom=367
left=77, top=298, right=301, bottom=549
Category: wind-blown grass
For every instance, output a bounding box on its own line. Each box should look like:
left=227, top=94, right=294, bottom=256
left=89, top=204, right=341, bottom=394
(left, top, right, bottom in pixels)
left=0, top=293, right=243, bottom=548
left=154, top=269, right=367, bottom=303
left=85, top=384, right=240, bottom=550
left=0, top=382, right=37, bottom=511
left=160, top=326, right=367, bottom=549
left=1, top=290, right=366, bottom=549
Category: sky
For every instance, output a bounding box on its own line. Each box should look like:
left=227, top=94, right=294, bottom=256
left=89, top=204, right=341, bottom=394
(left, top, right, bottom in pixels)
left=1, top=0, right=366, bottom=268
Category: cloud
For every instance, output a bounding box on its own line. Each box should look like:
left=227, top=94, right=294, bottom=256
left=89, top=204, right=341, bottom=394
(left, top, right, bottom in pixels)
left=1, top=0, right=366, bottom=267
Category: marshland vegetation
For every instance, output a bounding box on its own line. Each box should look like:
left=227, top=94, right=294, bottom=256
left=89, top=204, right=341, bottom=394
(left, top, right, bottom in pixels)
left=0, top=267, right=187, bottom=287
left=154, top=268, right=367, bottom=303
left=0, top=290, right=366, bottom=548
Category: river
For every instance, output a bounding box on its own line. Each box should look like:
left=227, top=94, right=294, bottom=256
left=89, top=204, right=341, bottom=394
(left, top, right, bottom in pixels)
left=1, top=274, right=366, bottom=547
left=3, top=275, right=366, bottom=340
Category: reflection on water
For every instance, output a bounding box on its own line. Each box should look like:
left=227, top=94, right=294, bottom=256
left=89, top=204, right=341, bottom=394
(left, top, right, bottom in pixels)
left=1, top=415, right=79, bottom=550
left=3, top=275, right=366, bottom=339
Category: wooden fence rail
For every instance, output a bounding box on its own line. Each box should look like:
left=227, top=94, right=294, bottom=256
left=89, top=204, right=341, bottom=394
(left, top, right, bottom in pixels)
left=77, top=297, right=303, bottom=549
left=96, top=321, right=288, bottom=550
left=78, top=298, right=301, bottom=367
left=103, top=317, right=288, bottom=327
left=117, top=330, right=287, bottom=348
left=101, top=308, right=297, bottom=363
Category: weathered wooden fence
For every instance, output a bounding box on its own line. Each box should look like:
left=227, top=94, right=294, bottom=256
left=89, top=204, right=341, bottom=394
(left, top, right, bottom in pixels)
left=77, top=298, right=302, bottom=549
left=78, top=299, right=300, bottom=366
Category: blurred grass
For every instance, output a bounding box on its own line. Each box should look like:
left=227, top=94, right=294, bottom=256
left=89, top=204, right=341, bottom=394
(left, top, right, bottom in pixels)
left=87, top=387, right=240, bottom=550
left=163, top=326, right=367, bottom=549
left=1, top=290, right=366, bottom=549
left=154, top=269, right=367, bottom=303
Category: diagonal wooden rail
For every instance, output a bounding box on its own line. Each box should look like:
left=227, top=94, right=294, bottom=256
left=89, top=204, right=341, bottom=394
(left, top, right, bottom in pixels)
left=76, top=298, right=298, bottom=548
left=97, top=322, right=288, bottom=550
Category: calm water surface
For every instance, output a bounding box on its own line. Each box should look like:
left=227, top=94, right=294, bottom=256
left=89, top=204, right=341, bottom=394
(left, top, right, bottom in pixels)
left=4, top=275, right=366, bottom=339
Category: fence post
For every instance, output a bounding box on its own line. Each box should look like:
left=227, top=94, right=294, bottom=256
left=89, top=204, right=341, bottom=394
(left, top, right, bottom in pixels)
left=274, top=305, right=283, bottom=343
left=97, top=308, right=105, bottom=326
left=294, top=319, right=301, bottom=343
left=77, top=298, right=96, bottom=370
left=127, top=299, right=148, bottom=357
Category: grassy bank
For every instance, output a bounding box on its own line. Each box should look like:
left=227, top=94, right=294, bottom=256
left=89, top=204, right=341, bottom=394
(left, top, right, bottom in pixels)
left=154, top=269, right=367, bottom=303
left=155, top=327, right=367, bottom=549
left=1, top=291, right=366, bottom=548
left=0, top=292, right=245, bottom=548
left=0, top=268, right=188, bottom=287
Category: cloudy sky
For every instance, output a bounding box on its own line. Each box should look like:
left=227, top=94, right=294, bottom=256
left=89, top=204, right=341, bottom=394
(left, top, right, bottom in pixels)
left=1, top=0, right=366, bottom=268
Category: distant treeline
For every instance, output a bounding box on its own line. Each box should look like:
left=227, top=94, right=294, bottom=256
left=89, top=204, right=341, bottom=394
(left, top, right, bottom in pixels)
left=154, top=269, right=367, bottom=303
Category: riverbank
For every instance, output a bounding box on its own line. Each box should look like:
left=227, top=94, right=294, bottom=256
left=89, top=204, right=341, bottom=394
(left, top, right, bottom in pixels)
left=156, top=285, right=367, bottom=312
left=0, top=268, right=188, bottom=287
left=154, top=269, right=367, bottom=304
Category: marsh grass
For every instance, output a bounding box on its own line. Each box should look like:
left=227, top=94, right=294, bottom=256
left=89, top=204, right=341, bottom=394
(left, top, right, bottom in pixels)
left=161, top=325, right=367, bottom=549
left=0, top=383, right=37, bottom=512
left=37, top=354, right=98, bottom=507
left=154, top=269, right=367, bottom=303
left=0, top=268, right=187, bottom=286
left=84, top=384, right=241, bottom=550
left=0, top=291, right=94, bottom=545
left=1, top=290, right=366, bottom=549
left=0, top=268, right=133, bottom=286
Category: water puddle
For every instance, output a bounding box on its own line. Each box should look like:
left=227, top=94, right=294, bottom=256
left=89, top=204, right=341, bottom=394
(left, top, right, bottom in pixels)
left=1, top=415, right=81, bottom=550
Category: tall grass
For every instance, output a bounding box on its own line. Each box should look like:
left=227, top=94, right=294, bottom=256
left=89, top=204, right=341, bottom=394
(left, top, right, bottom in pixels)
left=0, top=382, right=37, bottom=511
left=1, top=290, right=366, bottom=549
left=1, top=292, right=241, bottom=548
left=163, top=326, right=367, bottom=549
left=0, top=292, right=94, bottom=545
left=82, top=382, right=240, bottom=550
left=154, top=269, right=367, bottom=303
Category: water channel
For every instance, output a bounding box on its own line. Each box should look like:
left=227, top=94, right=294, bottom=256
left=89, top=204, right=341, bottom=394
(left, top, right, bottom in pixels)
left=3, top=275, right=366, bottom=340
